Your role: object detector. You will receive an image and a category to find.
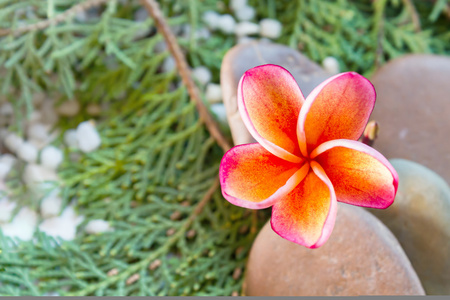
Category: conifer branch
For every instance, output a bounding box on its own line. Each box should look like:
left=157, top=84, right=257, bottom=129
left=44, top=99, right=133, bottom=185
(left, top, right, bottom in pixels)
left=0, top=0, right=110, bottom=37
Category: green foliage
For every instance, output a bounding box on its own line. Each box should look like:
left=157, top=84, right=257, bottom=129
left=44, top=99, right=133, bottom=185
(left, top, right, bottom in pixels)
left=0, top=0, right=448, bottom=296
left=254, top=0, right=450, bottom=76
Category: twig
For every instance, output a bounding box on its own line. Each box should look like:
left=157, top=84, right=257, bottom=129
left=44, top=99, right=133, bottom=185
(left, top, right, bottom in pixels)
left=0, top=0, right=110, bottom=37
left=140, top=0, right=232, bottom=152
left=401, top=0, right=421, bottom=32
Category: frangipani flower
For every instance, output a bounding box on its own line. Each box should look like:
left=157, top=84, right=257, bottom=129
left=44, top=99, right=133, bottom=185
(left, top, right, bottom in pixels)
left=219, top=65, right=398, bottom=248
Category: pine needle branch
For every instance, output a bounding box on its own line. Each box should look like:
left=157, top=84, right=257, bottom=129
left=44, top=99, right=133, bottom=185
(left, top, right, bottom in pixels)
left=0, top=0, right=110, bottom=37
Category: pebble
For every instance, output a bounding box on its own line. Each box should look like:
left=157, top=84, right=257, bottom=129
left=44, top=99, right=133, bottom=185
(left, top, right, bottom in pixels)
left=235, top=5, right=255, bottom=22
left=368, top=159, right=450, bottom=295
left=235, top=22, right=260, bottom=37
left=40, top=145, right=63, bottom=170
left=230, top=0, right=247, bottom=11
left=4, top=132, right=24, bottom=153
left=76, top=121, right=101, bottom=153
left=322, top=56, right=340, bottom=74
left=38, top=206, right=84, bottom=241
left=27, top=123, right=49, bottom=142
left=17, top=141, right=38, bottom=163
left=205, top=83, right=222, bottom=103
left=244, top=204, right=424, bottom=296
left=237, top=36, right=255, bottom=45
left=259, top=19, right=282, bottom=39
left=39, top=99, right=59, bottom=126
left=218, top=14, right=236, bottom=34
left=154, top=41, right=167, bottom=53
left=23, top=163, right=59, bottom=187
left=1, top=207, right=37, bottom=241
left=162, top=56, right=176, bottom=73
left=0, top=102, right=13, bottom=116
left=192, top=66, right=212, bottom=86
left=40, top=189, right=62, bottom=219
left=64, top=129, right=78, bottom=148
left=86, top=103, right=102, bottom=116
left=195, top=27, right=211, bottom=40
left=0, top=197, right=16, bottom=223
left=0, top=154, right=16, bottom=179
left=85, top=219, right=112, bottom=234
left=202, top=11, right=220, bottom=30
left=369, top=54, right=450, bottom=183
left=56, top=100, right=80, bottom=117
left=210, top=103, right=228, bottom=125
left=134, top=7, right=148, bottom=22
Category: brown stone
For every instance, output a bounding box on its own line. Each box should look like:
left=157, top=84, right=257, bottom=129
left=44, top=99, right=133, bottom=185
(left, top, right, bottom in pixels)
left=369, top=54, right=450, bottom=183
left=244, top=204, right=425, bottom=296
left=221, top=41, right=331, bottom=146
left=368, top=159, right=450, bottom=295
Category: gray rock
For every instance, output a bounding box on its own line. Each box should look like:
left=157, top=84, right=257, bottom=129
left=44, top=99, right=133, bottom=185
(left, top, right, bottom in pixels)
left=368, top=159, right=450, bottom=295
left=244, top=204, right=425, bottom=296
left=369, top=54, right=450, bottom=184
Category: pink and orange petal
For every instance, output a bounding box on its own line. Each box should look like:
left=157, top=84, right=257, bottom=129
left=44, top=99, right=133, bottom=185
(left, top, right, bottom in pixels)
left=219, top=64, right=397, bottom=249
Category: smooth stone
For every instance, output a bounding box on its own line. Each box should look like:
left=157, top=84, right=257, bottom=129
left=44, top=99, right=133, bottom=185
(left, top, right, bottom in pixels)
left=244, top=204, right=425, bottom=296
left=369, top=54, right=450, bottom=183
left=368, top=159, right=450, bottom=295
left=221, top=41, right=331, bottom=146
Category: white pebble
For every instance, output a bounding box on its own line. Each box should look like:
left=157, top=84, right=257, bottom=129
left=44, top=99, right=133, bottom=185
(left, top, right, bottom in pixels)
left=41, top=146, right=63, bottom=170
left=192, top=66, right=212, bottom=86
left=0, top=154, right=16, bottom=179
left=17, top=142, right=38, bottom=163
left=259, top=18, right=283, bottom=39
left=230, top=0, right=247, bottom=11
left=322, top=56, right=340, bottom=74
left=195, top=27, right=211, bottom=40
left=235, top=21, right=259, bottom=37
left=85, top=219, right=113, bottom=234
left=0, top=102, right=13, bottom=116
left=27, top=123, right=49, bottom=142
left=4, top=133, right=24, bottom=153
left=205, top=83, right=223, bottom=104
left=38, top=206, right=83, bottom=241
left=0, top=197, right=16, bottom=223
left=28, top=110, right=42, bottom=124
left=23, top=163, right=59, bottom=187
left=235, top=5, right=255, bottom=21
left=237, top=36, right=255, bottom=45
left=202, top=11, right=220, bottom=30
left=40, top=189, right=62, bottom=218
left=162, top=56, right=176, bottom=73
left=218, top=14, right=236, bottom=34
left=76, top=121, right=101, bottom=153
left=40, top=99, right=59, bottom=126
left=210, top=103, right=228, bottom=125
left=154, top=41, right=167, bottom=53
left=56, top=100, right=80, bottom=117
left=1, top=207, right=37, bottom=241
left=64, top=129, right=78, bottom=148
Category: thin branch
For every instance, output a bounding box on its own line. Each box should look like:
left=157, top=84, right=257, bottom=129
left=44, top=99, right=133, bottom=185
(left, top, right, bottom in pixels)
left=140, top=0, right=232, bottom=152
left=0, top=0, right=109, bottom=37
